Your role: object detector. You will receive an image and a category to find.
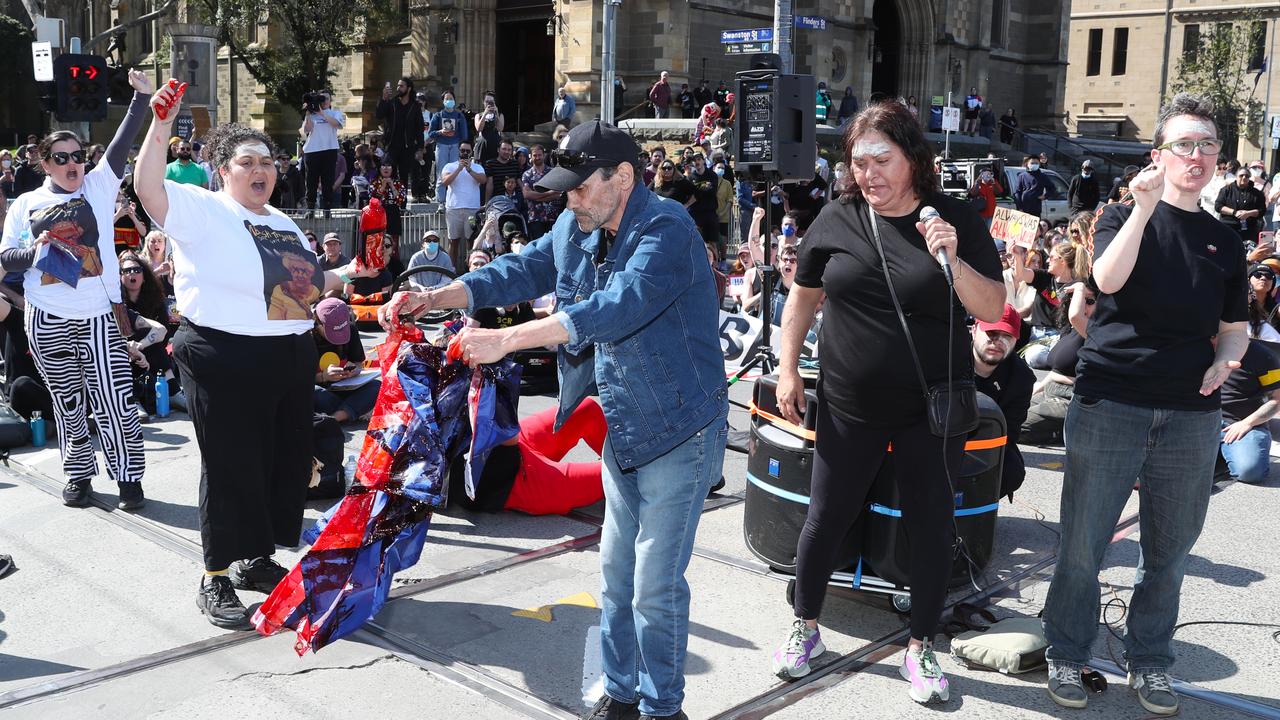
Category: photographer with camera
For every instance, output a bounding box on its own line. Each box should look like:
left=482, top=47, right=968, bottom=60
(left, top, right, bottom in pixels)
left=299, top=89, right=346, bottom=216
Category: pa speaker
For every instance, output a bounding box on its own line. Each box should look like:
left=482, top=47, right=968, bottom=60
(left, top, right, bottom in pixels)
left=734, top=70, right=816, bottom=181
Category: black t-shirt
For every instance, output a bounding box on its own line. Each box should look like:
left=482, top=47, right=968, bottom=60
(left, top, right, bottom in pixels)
left=351, top=270, right=392, bottom=296
left=472, top=302, right=535, bottom=329
left=446, top=444, right=522, bottom=512
left=687, top=169, right=719, bottom=218
left=484, top=158, right=523, bottom=199
left=1219, top=341, right=1280, bottom=423
left=655, top=178, right=695, bottom=206
left=313, top=328, right=366, bottom=381
left=973, top=353, right=1035, bottom=446
left=795, top=193, right=1003, bottom=425
left=1048, top=329, right=1085, bottom=378
left=319, top=252, right=350, bottom=271
left=1076, top=202, right=1249, bottom=410
left=785, top=175, right=829, bottom=230
left=1028, top=269, right=1064, bottom=329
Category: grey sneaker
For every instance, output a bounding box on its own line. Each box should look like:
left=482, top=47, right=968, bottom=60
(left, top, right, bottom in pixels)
left=1129, top=668, right=1178, bottom=715
left=1047, top=661, right=1088, bottom=709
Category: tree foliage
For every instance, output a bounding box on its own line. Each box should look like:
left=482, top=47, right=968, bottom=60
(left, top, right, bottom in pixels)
left=189, top=0, right=398, bottom=112
left=1171, top=15, right=1267, bottom=156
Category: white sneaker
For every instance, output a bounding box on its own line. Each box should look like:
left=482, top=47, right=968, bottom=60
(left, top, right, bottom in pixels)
left=900, top=642, right=950, bottom=703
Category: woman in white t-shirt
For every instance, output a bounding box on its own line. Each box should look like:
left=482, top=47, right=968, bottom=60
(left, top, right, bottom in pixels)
left=299, top=90, right=346, bottom=214
left=133, top=80, right=369, bottom=631
left=0, top=70, right=155, bottom=513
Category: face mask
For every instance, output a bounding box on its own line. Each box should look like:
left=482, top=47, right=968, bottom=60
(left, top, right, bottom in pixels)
left=424, top=242, right=439, bottom=255
left=444, top=99, right=456, bottom=110
left=714, top=167, right=724, bottom=177
left=1028, top=162, right=1040, bottom=172
left=782, top=225, right=796, bottom=238
left=1, top=160, right=9, bottom=170
left=1081, top=171, right=1091, bottom=179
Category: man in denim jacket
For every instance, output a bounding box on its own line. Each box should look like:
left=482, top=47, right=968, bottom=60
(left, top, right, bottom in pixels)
left=381, top=121, right=728, bottom=720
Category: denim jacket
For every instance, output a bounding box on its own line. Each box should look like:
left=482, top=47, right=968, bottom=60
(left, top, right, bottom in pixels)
left=461, top=185, right=728, bottom=469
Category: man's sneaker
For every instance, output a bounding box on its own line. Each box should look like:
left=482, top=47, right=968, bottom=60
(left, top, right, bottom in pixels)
left=639, top=713, right=687, bottom=720
left=197, top=575, right=252, bottom=629
left=707, top=476, right=726, bottom=497
left=1047, top=661, right=1088, bottom=709
left=61, top=478, right=91, bottom=507
left=229, top=556, right=289, bottom=594
left=580, top=694, right=640, bottom=720
left=116, top=482, right=145, bottom=511
left=900, top=642, right=950, bottom=703
left=1129, top=668, right=1179, bottom=715
left=772, top=619, right=825, bottom=679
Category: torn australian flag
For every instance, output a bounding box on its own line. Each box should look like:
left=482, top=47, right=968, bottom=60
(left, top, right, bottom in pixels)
left=252, top=324, right=521, bottom=654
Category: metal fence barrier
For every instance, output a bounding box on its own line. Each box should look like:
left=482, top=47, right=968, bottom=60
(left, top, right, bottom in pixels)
left=283, top=207, right=448, bottom=262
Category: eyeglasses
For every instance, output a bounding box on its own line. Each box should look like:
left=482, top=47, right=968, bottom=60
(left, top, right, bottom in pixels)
left=551, top=148, right=610, bottom=168
left=779, top=257, right=797, bottom=264
left=1156, top=138, right=1223, bottom=157
left=45, top=150, right=86, bottom=166
left=120, top=266, right=143, bottom=276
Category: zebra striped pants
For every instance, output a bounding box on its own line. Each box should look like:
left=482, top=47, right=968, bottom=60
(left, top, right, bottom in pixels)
left=24, top=306, right=145, bottom=484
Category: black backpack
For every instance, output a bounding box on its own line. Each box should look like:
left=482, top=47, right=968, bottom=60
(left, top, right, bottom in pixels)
left=308, top=413, right=348, bottom=500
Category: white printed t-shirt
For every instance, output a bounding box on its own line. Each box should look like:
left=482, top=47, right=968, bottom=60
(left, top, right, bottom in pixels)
left=160, top=181, right=323, bottom=336
left=0, top=164, right=124, bottom=318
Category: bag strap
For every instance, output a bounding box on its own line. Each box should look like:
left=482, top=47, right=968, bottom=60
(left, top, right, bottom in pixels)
left=865, top=204, right=931, bottom=399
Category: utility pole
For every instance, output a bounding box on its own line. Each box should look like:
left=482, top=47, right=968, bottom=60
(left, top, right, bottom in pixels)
left=601, top=0, right=620, bottom=124
left=773, top=0, right=793, bottom=74
left=1261, top=17, right=1276, bottom=164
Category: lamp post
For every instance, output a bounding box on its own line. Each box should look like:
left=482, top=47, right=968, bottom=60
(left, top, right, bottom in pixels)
left=602, top=0, right=621, bottom=124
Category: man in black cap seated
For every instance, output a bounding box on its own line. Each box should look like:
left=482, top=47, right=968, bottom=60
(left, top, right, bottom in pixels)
left=971, top=304, right=1036, bottom=500
left=380, top=120, right=728, bottom=720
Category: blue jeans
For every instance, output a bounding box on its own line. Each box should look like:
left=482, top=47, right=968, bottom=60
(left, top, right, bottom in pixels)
left=1220, top=419, right=1271, bottom=484
left=434, top=142, right=459, bottom=206
left=599, top=405, right=727, bottom=716
left=313, top=380, right=381, bottom=422
left=1043, top=396, right=1220, bottom=671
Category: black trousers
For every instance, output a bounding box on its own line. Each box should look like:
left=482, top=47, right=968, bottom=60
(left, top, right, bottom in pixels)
left=387, top=146, right=419, bottom=190
left=304, top=149, right=338, bottom=210
left=172, top=321, right=317, bottom=572
left=793, top=397, right=963, bottom=641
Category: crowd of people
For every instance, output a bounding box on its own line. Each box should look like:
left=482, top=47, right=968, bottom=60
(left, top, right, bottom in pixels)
left=2, top=56, right=1279, bottom=720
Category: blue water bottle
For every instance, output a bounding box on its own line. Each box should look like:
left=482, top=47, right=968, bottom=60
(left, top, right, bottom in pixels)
left=30, top=411, right=45, bottom=447
left=154, top=375, right=170, bottom=418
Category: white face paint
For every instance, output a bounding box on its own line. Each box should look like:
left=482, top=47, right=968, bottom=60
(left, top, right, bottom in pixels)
left=1171, top=118, right=1216, bottom=139
left=851, top=139, right=893, bottom=159
left=232, top=142, right=272, bottom=160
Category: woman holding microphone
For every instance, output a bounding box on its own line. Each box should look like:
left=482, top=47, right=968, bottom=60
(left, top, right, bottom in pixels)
left=769, top=102, right=1005, bottom=704
left=133, top=80, right=368, bottom=629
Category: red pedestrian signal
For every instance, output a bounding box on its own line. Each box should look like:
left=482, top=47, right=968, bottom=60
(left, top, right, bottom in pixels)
left=53, top=53, right=110, bottom=122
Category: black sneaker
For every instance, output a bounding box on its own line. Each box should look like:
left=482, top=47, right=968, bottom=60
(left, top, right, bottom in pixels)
left=62, top=479, right=91, bottom=507
left=581, top=695, right=641, bottom=720
left=640, top=713, right=687, bottom=720
left=117, top=482, right=145, bottom=511
left=707, top=476, right=726, bottom=497
left=197, top=575, right=252, bottom=629
left=229, top=556, right=289, bottom=594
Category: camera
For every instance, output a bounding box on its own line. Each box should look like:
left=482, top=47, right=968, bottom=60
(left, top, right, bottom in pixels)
left=302, top=91, right=325, bottom=114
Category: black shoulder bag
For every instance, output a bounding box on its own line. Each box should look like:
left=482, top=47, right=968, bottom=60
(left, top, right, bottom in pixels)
left=866, top=205, right=979, bottom=437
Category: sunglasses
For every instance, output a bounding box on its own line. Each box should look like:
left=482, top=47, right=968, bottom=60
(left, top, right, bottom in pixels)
left=1251, top=271, right=1274, bottom=280
left=552, top=148, right=609, bottom=168
left=1084, top=297, right=1096, bottom=306
left=45, top=150, right=86, bottom=166
left=120, top=266, right=143, bottom=276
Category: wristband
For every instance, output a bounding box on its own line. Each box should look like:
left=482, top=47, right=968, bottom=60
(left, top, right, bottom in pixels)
left=338, top=272, right=353, bottom=284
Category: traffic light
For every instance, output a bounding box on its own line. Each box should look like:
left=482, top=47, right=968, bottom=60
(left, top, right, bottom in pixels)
left=53, top=53, right=109, bottom=122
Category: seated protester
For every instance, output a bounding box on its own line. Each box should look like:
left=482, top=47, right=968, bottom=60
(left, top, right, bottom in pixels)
left=705, top=242, right=727, bottom=306
left=142, top=229, right=175, bottom=296
left=113, top=189, right=147, bottom=256
left=1217, top=338, right=1280, bottom=484
left=312, top=298, right=380, bottom=424
left=1009, top=240, right=1089, bottom=368
left=1246, top=263, right=1280, bottom=341
left=465, top=250, right=536, bottom=328
left=405, top=230, right=455, bottom=289
left=447, top=398, right=606, bottom=515
left=0, top=295, right=53, bottom=431
left=743, top=238, right=798, bottom=320
left=970, top=304, right=1035, bottom=499
left=124, top=307, right=171, bottom=418
left=346, top=239, right=394, bottom=304
left=317, top=233, right=349, bottom=271
left=497, top=176, right=528, bottom=219
left=119, top=251, right=178, bottom=337
left=1022, top=279, right=1097, bottom=445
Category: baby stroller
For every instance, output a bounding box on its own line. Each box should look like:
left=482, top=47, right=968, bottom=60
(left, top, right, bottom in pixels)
left=467, top=195, right=530, bottom=257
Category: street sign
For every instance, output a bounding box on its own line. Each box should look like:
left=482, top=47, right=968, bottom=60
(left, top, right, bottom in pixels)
left=795, top=16, right=827, bottom=30
left=175, top=113, right=195, bottom=140
left=721, top=28, right=773, bottom=44
left=726, top=42, right=773, bottom=55
left=31, top=42, right=53, bottom=82
left=1271, top=116, right=1280, bottom=139
left=942, top=106, right=961, bottom=132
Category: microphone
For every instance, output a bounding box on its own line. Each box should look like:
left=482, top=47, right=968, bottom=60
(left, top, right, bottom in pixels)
left=919, top=205, right=953, bottom=286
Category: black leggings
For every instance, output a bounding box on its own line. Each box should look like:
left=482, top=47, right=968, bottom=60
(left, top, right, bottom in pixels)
left=304, top=149, right=338, bottom=210
left=793, top=398, right=963, bottom=641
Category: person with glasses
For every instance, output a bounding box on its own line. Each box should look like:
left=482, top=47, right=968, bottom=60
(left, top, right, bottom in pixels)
left=1214, top=165, right=1267, bottom=244
left=1042, top=94, right=1249, bottom=715
left=652, top=159, right=695, bottom=209
left=1245, top=263, right=1280, bottom=341
left=117, top=251, right=174, bottom=419
left=380, top=120, right=727, bottom=720
left=438, top=141, right=486, bottom=269
left=0, top=70, right=155, bottom=511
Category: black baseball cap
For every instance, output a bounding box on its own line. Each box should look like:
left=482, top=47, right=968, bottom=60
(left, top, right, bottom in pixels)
left=535, top=120, right=641, bottom=193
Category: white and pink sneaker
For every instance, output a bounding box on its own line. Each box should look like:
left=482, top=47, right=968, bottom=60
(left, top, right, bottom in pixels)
left=900, top=641, right=950, bottom=703
left=771, top=619, right=825, bottom=679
